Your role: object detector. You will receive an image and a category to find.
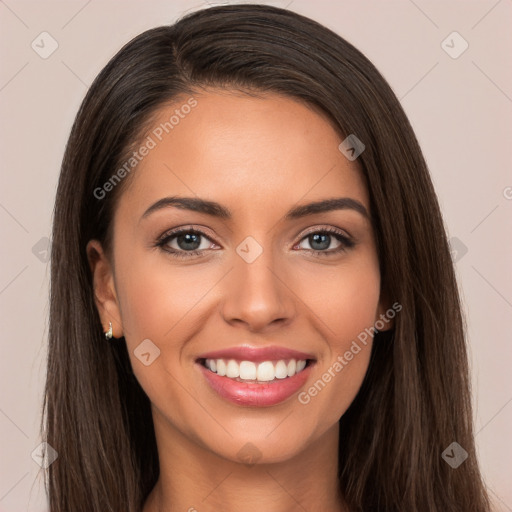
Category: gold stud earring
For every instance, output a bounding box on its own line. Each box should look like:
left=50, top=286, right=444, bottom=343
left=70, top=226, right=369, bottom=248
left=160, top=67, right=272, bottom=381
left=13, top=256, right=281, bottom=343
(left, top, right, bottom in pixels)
left=105, top=321, right=113, bottom=340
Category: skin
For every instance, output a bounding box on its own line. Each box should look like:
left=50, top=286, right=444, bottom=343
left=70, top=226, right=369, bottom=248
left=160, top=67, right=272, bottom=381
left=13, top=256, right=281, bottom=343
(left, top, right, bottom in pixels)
left=87, top=89, right=393, bottom=512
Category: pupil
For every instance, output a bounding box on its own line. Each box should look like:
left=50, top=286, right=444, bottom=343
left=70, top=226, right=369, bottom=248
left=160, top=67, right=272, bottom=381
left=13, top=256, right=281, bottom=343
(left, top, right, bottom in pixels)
left=178, top=233, right=200, bottom=250
left=310, top=233, right=330, bottom=250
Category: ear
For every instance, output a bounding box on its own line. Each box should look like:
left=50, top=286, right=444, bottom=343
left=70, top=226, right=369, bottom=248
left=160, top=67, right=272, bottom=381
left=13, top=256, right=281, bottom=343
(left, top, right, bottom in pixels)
left=374, top=289, right=396, bottom=332
left=86, top=239, right=124, bottom=339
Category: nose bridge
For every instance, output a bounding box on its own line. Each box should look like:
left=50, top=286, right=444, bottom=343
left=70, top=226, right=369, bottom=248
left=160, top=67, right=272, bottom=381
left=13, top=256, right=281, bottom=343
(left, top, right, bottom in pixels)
left=222, top=236, right=294, bottom=330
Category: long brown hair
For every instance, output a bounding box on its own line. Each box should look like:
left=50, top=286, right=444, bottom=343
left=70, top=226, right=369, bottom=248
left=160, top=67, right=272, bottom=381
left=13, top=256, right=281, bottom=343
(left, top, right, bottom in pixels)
left=41, top=4, right=492, bottom=511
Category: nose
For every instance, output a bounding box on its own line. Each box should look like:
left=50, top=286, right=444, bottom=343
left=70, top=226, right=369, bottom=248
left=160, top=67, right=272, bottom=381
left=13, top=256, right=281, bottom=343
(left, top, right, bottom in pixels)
left=221, top=246, right=296, bottom=333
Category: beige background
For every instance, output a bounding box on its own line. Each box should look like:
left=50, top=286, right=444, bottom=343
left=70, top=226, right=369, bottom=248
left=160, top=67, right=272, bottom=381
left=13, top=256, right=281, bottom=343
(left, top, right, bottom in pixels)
left=1, top=0, right=511, bottom=510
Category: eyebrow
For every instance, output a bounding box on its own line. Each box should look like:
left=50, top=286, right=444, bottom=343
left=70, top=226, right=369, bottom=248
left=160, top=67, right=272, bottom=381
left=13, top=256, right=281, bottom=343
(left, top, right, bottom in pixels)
left=140, top=196, right=369, bottom=222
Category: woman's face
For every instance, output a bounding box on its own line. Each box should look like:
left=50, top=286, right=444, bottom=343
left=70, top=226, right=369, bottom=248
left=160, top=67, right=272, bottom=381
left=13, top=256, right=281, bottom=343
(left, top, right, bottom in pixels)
left=88, top=89, right=390, bottom=464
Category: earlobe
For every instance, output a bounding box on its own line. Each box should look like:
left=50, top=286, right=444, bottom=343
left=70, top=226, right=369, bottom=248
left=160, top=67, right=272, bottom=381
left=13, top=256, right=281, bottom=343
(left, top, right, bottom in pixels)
left=86, top=239, right=124, bottom=339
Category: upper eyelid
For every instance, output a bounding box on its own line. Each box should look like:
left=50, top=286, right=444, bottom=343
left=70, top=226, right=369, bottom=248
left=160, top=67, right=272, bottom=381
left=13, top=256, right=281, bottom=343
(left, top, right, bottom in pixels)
left=158, top=226, right=217, bottom=244
left=299, top=225, right=352, bottom=239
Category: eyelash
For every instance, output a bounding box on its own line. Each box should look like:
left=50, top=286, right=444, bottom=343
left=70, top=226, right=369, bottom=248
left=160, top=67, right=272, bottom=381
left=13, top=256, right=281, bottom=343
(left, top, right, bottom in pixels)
left=155, top=226, right=355, bottom=260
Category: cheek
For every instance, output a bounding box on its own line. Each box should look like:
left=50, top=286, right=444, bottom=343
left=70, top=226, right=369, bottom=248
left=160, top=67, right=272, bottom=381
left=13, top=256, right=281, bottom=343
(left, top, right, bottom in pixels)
left=294, top=253, right=380, bottom=419
left=113, top=253, right=218, bottom=410
left=114, top=249, right=210, bottom=338
left=295, top=251, right=381, bottom=348
left=113, top=251, right=228, bottom=375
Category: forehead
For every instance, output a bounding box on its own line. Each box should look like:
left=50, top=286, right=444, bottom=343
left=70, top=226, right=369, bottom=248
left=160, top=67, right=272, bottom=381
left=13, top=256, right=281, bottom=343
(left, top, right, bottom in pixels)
left=117, top=90, right=369, bottom=222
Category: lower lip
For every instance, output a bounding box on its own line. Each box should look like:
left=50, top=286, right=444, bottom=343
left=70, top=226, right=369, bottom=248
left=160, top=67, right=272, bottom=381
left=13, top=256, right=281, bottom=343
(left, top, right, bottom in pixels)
left=197, top=362, right=314, bottom=407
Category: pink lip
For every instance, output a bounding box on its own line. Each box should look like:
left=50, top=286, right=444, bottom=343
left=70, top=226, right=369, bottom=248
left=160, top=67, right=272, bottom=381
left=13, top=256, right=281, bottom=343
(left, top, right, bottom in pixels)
left=196, top=345, right=316, bottom=363
left=197, top=361, right=314, bottom=407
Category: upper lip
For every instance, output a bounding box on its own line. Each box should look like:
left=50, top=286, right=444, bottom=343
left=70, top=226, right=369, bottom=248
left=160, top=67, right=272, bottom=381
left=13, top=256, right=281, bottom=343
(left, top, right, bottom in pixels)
left=197, top=345, right=316, bottom=363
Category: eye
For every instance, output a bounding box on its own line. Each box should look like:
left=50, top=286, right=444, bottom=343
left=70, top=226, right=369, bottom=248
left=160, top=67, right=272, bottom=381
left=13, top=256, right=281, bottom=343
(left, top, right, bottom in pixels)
left=294, top=227, right=354, bottom=256
left=156, top=227, right=217, bottom=259
left=155, top=225, right=355, bottom=260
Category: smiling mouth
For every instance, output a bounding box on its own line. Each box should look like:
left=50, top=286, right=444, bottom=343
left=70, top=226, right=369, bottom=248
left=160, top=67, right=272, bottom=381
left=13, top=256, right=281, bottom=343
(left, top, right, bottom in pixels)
left=197, top=357, right=315, bottom=384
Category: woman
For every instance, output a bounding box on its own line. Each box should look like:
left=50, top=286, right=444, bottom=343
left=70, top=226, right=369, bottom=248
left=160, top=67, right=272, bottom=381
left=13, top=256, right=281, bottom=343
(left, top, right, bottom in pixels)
left=41, top=3, right=492, bottom=511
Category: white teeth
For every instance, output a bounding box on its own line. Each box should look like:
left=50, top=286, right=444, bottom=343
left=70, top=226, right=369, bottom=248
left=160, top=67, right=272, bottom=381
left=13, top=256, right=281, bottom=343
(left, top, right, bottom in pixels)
left=287, top=359, right=296, bottom=377
left=275, top=360, right=288, bottom=379
left=226, top=359, right=239, bottom=378
left=203, top=358, right=309, bottom=382
left=257, top=361, right=275, bottom=381
left=239, top=361, right=257, bottom=380
left=216, top=359, right=226, bottom=377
